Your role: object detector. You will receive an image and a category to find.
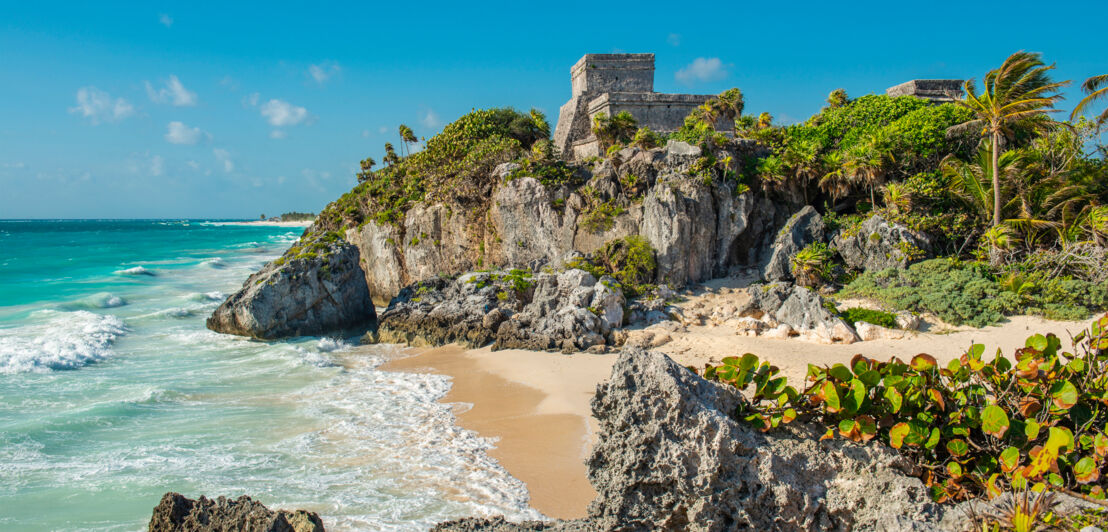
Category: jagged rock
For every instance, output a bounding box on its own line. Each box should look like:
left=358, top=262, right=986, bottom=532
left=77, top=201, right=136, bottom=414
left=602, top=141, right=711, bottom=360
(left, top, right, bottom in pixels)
left=747, top=283, right=859, bottom=344
left=832, top=214, right=931, bottom=272
left=148, top=492, right=324, bottom=532
left=622, top=329, right=672, bottom=349
left=896, top=311, right=921, bottom=331
left=207, top=237, right=375, bottom=339
left=855, top=321, right=908, bottom=341
left=492, top=162, right=521, bottom=180
left=761, top=205, right=825, bottom=282
left=372, top=269, right=624, bottom=352
left=585, top=349, right=943, bottom=531
left=663, top=140, right=701, bottom=168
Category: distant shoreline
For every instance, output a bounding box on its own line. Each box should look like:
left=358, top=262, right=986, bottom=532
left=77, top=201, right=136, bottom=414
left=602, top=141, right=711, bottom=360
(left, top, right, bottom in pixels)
left=207, top=220, right=314, bottom=228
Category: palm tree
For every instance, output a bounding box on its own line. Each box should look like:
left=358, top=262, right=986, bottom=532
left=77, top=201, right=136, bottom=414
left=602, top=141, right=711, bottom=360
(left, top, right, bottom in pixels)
left=757, top=112, right=773, bottom=129
left=383, top=143, right=399, bottom=166
left=844, top=133, right=895, bottom=207
left=939, top=146, right=1020, bottom=223
left=398, top=124, right=417, bottom=156
left=1071, top=74, right=1108, bottom=128
left=948, top=51, right=1068, bottom=227
left=818, top=152, right=850, bottom=201
left=714, top=88, right=745, bottom=122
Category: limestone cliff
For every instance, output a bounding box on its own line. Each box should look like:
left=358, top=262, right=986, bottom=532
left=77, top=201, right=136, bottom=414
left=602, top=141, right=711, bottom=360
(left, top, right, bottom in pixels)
left=343, top=141, right=777, bottom=305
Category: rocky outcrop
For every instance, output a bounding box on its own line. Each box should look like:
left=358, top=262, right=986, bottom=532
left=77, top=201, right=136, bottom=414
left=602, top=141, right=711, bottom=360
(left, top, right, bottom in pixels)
left=586, top=349, right=941, bottom=531
left=832, top=214, right=931, bottom=272
left=341, top=142, right=770, bottom=304
left=745, top=283, right=860, bottom=344
left=207, top=236, right=375, bottom=340
left=761, top=205, right=825, bottom=282
left=371, top=269, right=624, bottom=352
left=437, top=349, right=944, bottom=531
left=148, top=492, right=324, bottom=532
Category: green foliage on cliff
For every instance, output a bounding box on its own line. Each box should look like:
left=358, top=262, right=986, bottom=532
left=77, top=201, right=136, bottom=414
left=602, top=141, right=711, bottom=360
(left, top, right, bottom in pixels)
left=320, top=108, right=550, bottom=231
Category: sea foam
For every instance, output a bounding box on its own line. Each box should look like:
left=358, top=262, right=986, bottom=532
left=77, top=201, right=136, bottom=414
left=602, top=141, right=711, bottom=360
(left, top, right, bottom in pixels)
left=116, top=266, right=156, bottom=276
left=0, top=310, right=127, bottom=374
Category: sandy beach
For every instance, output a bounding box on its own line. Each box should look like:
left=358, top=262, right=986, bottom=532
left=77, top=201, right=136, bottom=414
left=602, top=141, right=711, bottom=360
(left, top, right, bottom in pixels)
left=380, top=310, right=1096, bottom=521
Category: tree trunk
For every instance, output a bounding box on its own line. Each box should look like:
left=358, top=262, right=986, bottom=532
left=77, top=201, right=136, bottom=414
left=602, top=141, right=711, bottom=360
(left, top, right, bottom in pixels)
left=991, top=130, right=1001, bottom=227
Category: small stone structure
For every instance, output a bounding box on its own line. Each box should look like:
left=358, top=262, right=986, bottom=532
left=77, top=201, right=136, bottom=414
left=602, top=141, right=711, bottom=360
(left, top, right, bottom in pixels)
left=886, top=79, right=964, bottom=103
left=553, top=54, right=721, bottom=160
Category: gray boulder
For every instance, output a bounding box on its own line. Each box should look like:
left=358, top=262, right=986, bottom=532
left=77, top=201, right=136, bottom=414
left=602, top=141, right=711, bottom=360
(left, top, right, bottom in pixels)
left=207, top=235, right=375, bottom=339
left=372, top=269, right=625, bottom=352
left=747, top=283, right=859, bottom=344
left=148, top=492, right=324, bottom=532
left=832, top=214, right=931, bottom=272
left=762, top=205, right=825, bottom=282
left=585, top=349, right=941, bottom=531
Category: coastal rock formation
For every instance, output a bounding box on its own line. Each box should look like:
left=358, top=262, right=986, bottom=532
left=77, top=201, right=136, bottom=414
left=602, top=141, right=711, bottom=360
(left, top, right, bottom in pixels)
left=207, top=235, right=375, bottom=339
left=148, top=492, right=324, bottom=532
left=371, top=269, right=624, bottom=352
left=761, top=205, right=824, bottom=282
left=747, top=283, right=860, bottom=344
left=585, top=349, right=941, bottom=531
left=832, top=214, right=931, bottom=272
left=341, top=142, right=768, bottom=305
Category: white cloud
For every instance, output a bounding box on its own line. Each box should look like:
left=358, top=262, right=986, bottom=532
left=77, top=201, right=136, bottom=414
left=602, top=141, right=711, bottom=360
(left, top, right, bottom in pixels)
left=378, top=126, right=388, bottom=134
left=259, top=99, right=309, bottom=126
left=667, top=33, right=681, bottom=46
left=186, top=160, right=200, bottom=169
left=145, top=75, right=198, bottom=106
left=361, top=129, right=370, bottom=138
left=159, top=14, right=173, bottom=27
left=244, top=92, right=260, bottom=107
left=421, top=109, right=441, bottom=129
left=675, top=57, right=729, bottom=85
left=2, top=161, right=26, bottom=169
left=270, top=129, right=287, bottom=139
left=219, top=75, right=238, bottom=91
left=69, top=87, right=135, bottom=124
left=150, top=155, right=164, bottom=176
left=308, top=61, right=341, bottom=85
left=165, top=121, right=206, bottom=145
left=213, top=148, right=234, bottom=173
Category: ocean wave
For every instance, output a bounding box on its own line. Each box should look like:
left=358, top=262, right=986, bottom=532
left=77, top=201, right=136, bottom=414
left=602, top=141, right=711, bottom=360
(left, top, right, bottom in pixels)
left=185, top=291, right=226, bottom=303
left=64, top=292, right=127, bottom=310
left=201, top=258, right=227, bottom=269
left=115, top=266, right=155, bottom=277
left=0, top=310, right=127, bottom=374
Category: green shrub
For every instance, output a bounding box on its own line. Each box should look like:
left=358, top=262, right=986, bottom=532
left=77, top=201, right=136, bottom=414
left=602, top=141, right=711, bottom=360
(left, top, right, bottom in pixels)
left=696, top=314, right=1108, bottom=502
left=790, top=242, right=834, bottom=287
left=839, top=307, right=897, bottom=328
left=596, top=236, right=657, bottom=297
left=839, top=258, right=1020, bottom=327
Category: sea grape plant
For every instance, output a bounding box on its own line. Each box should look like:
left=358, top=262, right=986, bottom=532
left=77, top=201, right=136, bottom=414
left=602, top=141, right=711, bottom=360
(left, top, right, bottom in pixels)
left=695, top=313, right=1108, bottom=502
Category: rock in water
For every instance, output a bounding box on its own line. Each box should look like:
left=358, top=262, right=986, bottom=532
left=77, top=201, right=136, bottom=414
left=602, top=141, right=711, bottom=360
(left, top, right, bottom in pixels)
left=207, top=234, right=375, bottom=339
left=761, top=205, right=825, bottom=282
left=586, top=349, right=942, bottom=531
left=148, top=492, right=325, bottom=532
left=832, top=214, right=932, bottom=272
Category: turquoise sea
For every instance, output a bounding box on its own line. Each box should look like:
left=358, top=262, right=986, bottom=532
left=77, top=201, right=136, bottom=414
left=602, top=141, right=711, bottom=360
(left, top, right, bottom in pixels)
left=0, top=220, right=539, bottom=531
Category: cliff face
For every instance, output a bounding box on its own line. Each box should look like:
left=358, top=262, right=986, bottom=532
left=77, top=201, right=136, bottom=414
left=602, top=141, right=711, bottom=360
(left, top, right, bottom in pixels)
left=346, top=141, right=773, bottom=305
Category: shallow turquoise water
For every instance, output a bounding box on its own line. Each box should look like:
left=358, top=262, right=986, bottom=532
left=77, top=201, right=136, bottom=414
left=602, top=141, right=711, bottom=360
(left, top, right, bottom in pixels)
left=0, top=220, right=538, bottom=531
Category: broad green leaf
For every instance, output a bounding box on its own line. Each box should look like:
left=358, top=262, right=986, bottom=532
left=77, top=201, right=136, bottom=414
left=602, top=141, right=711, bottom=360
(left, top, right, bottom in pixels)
left=911, top=354, right=938, bottom=372
left=1074, top=456, right=1100, bottom=484
left=947, top=462, right=963, bottom=478
left=844, top=379, right=866, bottom=413
left=981, top=405, right=1010, bottom=439
left=1046, top=426, right=1074, bottom=453
left=1027, top=334, right=1048, bottom=352
left=821, top=381, right=840, bottom=413
left=1025, top=420, right=1041, bottom=440
left=946, top=438, right=969, bottom=457
left=925, top=428, right=941, bottom=449
left=1000, top=446, right=1020, bottom=472
left=889, top=422, right=910, bottom=449
left=858, top=370, right=881, bottom=387
left=721, top=356, right=740, bottom=367
left=884, top=387, right=903, bottom=413
left=829, top=364, right=853, bottom=382
left=739, top=353, right=758, bottom=371
left=1050, top=380, right=1078, bottom=410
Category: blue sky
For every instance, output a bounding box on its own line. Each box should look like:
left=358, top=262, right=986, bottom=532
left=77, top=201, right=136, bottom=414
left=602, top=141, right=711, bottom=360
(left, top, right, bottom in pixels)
left=1, top=1, right=1104, bottom=219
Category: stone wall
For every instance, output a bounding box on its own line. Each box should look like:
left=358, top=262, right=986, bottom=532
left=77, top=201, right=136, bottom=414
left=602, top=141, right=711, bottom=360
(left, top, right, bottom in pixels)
left=570, top=54, right=655, bottom=96
left=885, top=79, right=964, bottom=103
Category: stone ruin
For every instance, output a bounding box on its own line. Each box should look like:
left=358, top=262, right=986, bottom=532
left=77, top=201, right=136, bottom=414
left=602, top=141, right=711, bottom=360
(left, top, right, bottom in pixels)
left=552, top=53, right=723, bottom=160
left=886, top=79, right=964, bottom=103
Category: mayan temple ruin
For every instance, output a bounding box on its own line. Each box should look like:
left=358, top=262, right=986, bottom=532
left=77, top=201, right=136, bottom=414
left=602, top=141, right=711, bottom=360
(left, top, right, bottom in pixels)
left=552, top=53, right=723, bottom=160
left=885, top=79, right=964, bottom=102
